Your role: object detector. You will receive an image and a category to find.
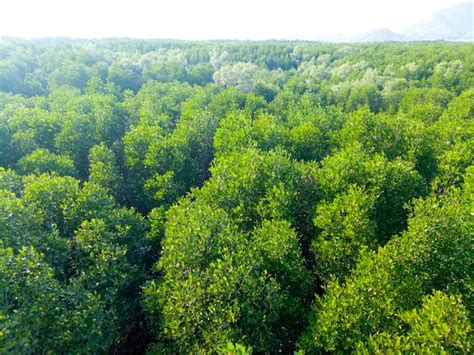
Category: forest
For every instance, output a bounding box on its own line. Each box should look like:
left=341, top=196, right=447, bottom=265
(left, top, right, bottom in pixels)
left=0, top=38, right=472, bottom=353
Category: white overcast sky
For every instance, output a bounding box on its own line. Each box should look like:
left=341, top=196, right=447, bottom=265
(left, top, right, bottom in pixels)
left=0, top=0, right=468, bottom=40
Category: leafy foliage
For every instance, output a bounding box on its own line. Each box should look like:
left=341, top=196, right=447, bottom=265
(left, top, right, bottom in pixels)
left=0, top=39, right=472, bottom=353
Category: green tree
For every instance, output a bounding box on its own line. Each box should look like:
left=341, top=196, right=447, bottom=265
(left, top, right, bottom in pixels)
left=356, top=291, right=472, bottom=354
left=144, top=199, right=311, bottom=352
left=299, top=186, right=472, bottom=353
left=312, top=185, right=377, bottom=282
left=317, top=145, right=426, bottom=241
left=55, top=113, right=97, bottom=179
left=88, top=143, right=122, bottom=199
left=107, top=61, right=142, bottom=92
left=17, top=149, right=77, bottom=176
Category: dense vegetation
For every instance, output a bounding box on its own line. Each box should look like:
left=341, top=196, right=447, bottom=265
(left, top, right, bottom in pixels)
left=0, top=38, right=472, bottom=353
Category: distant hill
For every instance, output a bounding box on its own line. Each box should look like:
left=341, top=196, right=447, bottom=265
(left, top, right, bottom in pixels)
left=403, top=2, right=473, bottom=40
left=350, top=2, right=473, bottom=42
left=352, top=28, right=404, bottom=42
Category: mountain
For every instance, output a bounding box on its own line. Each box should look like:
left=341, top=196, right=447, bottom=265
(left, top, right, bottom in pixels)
left=402, top=2, right=473, bottom=40
left=348, top=2, right=473, bottom=43
left=352, top=28, right=404, bottom=42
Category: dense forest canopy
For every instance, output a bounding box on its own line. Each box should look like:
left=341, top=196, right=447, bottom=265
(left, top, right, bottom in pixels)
left=0, top=38, right=473, bottom=353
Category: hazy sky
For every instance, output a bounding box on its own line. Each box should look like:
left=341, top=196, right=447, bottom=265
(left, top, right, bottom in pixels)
left=0, top=0, right=467, bottom=40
